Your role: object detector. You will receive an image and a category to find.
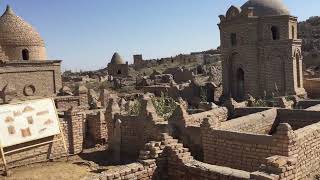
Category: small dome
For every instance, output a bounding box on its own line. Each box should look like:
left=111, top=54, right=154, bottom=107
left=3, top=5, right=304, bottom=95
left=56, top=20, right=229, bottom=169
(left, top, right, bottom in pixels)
left=0, top=6, right=45, bottom=47
left=241, top=0, right=290, bottom=17
left=110, top=52, right=125, bottom=64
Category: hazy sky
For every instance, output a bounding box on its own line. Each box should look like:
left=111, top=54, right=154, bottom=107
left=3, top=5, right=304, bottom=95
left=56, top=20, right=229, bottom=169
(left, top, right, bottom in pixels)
left=1, top=0, right=318, bottom=70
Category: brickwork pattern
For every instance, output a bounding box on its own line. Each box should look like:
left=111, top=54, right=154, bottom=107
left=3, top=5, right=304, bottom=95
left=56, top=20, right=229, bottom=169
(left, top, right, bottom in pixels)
left=87, top=110, right=107, bottom=144
left=201, top=119, right=291, bottom=172
left=219, top=5, right=305, bottom=99
left=0, top=61, right=62, bottom=98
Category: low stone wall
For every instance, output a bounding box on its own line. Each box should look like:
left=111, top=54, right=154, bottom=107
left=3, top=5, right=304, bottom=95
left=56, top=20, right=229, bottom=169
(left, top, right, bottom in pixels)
left=219, top=109, right=277, bottom=134
left=166, top=145, right=250, bottom=180
left=293, top=122, right=320, bottom=179
left=201, top=120, right=290, bottom=172
left=296, top=99, right=320, bottom=109
left=278, top=109, right=320, bottom=130
left=305, top=104, right=320, bottom=111
left=99, top=161, right=156, bottom=180
left=1, top=109, right=84, bottom=168
left=168, top=105, right=228, bottom=160
left=100, top=133, right=250, bottom=180
left=251, top=122, right=320, bottom=179
left=304, top=78, right=320, bottom=98
left=233, top=107, right=273, bottom=118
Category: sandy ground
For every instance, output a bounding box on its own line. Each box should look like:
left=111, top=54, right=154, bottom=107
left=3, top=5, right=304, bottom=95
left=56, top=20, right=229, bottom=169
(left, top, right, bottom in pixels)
left=0, top=146, right=113, bottom=180
left=1, top=161, right=95, bottom=180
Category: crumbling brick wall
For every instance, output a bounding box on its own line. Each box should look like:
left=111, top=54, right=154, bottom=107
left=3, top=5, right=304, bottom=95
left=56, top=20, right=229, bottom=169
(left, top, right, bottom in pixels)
left=114, top=114, right=166, bottom=158
left=251, top=122, right=320, bottom=179
left=219, top=109, right=277, bottom=134
left=304, top=78, right=320, bottom=98
left=54, top=96, right=81, bottom=111
left=0, top=109, right=84, bottom=168
left=201, top=118, right=290, bottom=172
left=168, top=104, right=228, bottom=160
left=101, top=133, right=250, bottom=180
left=86, top=110, right=107, bottom=144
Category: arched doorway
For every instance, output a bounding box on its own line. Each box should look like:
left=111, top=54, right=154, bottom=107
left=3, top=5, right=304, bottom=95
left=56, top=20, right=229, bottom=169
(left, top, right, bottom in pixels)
left=236, top=68, right=245, bottom=100
left=22, top=49, right=29, bottom=60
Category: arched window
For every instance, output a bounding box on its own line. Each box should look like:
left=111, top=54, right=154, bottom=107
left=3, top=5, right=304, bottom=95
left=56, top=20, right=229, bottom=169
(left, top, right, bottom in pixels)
left=292, top=25, right=295, bottom=39
left=231, top=33, right=237, bottom=46
left=271, top=26, right=280, bottom=40
left=22, top=49, right=29, bottom=60
left=117, top=70, right=122, bottom=75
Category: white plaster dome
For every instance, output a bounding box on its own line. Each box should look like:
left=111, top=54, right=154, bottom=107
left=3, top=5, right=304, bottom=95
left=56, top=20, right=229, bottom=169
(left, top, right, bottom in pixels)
left=241, top=0, right=290, bottom=17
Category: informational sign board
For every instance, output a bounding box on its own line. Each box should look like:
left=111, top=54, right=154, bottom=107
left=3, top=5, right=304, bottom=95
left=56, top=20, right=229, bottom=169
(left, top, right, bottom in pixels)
left=0, top=98, right=60, bottom=147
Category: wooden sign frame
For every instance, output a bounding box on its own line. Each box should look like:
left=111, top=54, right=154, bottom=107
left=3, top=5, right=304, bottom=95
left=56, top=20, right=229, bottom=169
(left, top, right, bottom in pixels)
left=0, top=98, right=69, bottom=176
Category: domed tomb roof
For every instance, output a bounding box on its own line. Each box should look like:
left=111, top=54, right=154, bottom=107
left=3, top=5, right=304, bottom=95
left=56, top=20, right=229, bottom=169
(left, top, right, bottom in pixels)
left=0, top=6, right=45, bottom=47
left=110, top=52, right=125, bottom=64
left=241, top=0, right=290, bottom=17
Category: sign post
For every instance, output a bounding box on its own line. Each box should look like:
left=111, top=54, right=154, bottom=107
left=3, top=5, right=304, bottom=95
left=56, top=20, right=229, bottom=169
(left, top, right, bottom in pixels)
left=0, top=98, right=68, bottom=175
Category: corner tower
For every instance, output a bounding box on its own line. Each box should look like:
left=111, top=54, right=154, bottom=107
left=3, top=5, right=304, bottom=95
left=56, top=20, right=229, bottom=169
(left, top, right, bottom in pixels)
left=219, top=0, right=305, bottom=100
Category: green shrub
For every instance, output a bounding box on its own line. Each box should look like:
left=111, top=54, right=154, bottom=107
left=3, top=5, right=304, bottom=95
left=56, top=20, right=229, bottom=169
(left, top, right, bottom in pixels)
left=152, top=92, right=177, bottom=120
left=128, top=100, right=141, bottom=116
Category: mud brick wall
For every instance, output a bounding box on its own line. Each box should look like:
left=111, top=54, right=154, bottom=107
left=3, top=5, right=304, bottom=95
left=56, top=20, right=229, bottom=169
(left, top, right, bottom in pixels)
left=295, top=99, right=320, bottom=109
left=0, top=61, right=62, bottom=98
left=292, top=122, right=320, bottom=179
left=54, top=96, right=81, bottom=111
left=201, top=120, right=290, bottom=172
left=86, top=110, right=107, bottom=144
left=115, top=114, right=166, bottom=157
left=140, top=133, right=250, bottom=180
left=278, top=109, right=320, bottom=130
left=100, top=161, right=156, bottom=180
left=250, top=155, right=297, bottom=180
left=304, top=78, right=320, bottom=98
left=252, top=123, right=320, bottom=180
left=219, top=109, right=277, bottom=134
left=168, top=106, right=228, bottom=160
left=233, top=107, right=273, bottom=118
left=0, top=109, right=84, bottom=168
left=100, top=133, right=251, bottom=180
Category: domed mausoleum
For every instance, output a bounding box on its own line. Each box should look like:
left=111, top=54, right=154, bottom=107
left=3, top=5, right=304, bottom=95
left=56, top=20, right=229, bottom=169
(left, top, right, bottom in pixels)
left=219, top=0, right=305, bottom=100
left=0, top=5, right=61, bottom=100
left=107, top=52, right=129, bottom=77
left=0, top=5, right=47, bottom=61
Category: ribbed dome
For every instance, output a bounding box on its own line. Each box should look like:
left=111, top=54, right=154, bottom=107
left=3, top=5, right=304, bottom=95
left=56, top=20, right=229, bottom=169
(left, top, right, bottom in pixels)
left=110, top=52, right=125, bottom=64
left=241, top=0, right=290, bottom=17
left=0, top=6, right=45, bottom=46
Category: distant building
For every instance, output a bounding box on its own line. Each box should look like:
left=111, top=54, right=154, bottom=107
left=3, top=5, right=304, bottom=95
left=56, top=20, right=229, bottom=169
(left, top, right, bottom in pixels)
left=107, top=52, right=129, bottom=77
left=133, top=50, right=221, bottom=70
left=219, top=0, right=306, bottom=100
